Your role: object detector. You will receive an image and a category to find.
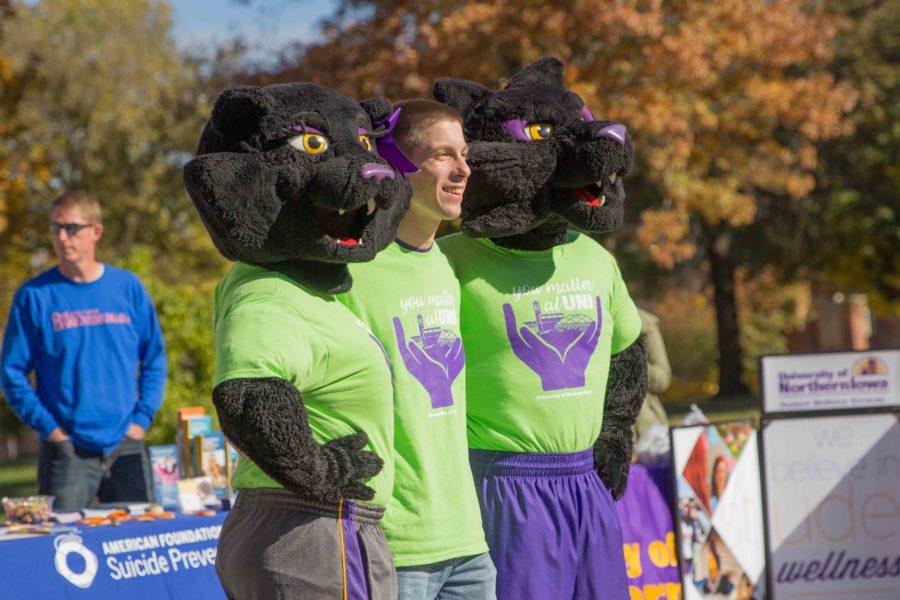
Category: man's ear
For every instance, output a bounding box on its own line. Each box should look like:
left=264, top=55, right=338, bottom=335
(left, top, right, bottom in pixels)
left=359, top=96, right=393, bottom=124
left=210, top=85, right=273, bottom=143
left=433, top=78, right=492, bottom=116
left=505, top=56, right=564, bottom=89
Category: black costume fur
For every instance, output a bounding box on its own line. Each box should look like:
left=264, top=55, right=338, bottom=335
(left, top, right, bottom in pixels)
left=435, top=58, right=648, bottom=499
left=594, top=337, right=649, bottom=498
left=184, top=84, right=411, bottom=501
left=184, top=85, right=410, bottom=295
left=213, top=378, right=383, bottom=501
left=433, top=57, right=633, bottom=246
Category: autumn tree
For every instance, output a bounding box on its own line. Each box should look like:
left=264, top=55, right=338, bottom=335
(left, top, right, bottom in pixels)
left=804, top=0, right=898, bottom=312
left=0, top=0, right=222, bottom=282
left=0, top=0, right=49, bottom=313
left=0, top=0, right=231, bottom=445
left=258, top=0, right=856, bottom=398
left=0, top=0, right=50, bottom=444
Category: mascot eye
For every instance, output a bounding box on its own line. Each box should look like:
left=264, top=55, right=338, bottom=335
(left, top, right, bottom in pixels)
left=288, top=133, right=330, bottom=155
left=525, top=123, right=554, bottom=141
left=358, top=134, right=373, bottom=152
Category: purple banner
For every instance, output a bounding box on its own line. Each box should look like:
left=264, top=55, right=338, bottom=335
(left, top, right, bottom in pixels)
left=616, top=463, right=682, bottom=599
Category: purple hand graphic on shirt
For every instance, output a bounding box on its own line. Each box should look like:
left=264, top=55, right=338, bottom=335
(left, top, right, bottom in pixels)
left=393, top=316, right=465, bottom=408
left=503, top=296, right=602, bottom=391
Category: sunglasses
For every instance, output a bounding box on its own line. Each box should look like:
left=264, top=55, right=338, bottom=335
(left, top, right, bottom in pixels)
left=50, top=222, right=95, bottom=236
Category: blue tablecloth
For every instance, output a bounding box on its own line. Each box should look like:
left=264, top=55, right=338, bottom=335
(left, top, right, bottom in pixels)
left=0, top=512, right=227, bottom=599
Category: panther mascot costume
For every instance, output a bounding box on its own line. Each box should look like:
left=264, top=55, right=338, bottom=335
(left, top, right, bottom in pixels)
left=435, top=57, right=649, bottom=599
left=184, top=82, right=411, bottom=600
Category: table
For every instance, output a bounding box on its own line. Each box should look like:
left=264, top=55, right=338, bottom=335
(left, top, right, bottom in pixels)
left=0, top=512, right=227, bottom=599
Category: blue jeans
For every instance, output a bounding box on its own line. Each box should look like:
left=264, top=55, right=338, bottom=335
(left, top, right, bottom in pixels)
left=397, top=552, right=496, bottom=600
left=38, top=436, right=150, bottom=510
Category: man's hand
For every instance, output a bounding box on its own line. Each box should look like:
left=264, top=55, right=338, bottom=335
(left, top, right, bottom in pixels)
left=125, top=423, right=146, bottom=440
left=45, top=427, right=69, bottom=442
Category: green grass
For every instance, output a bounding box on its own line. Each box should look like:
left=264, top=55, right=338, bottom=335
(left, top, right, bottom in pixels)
left=0, top=457, right=38, bottom=500
left=665, top=394, right=761, bottom=427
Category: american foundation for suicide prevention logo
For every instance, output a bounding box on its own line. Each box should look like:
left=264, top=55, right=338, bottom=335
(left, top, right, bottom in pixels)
left=54, top=533, right=99, bottom=589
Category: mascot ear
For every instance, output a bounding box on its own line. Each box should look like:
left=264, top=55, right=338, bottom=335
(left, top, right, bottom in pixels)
left=210, top=85, right=273, bottom=143
left=359, top=96, right=394, bottom=124
left=360, top=97, right=420, bottom=176
left=505, top=56, right=564, bottom=89
left=433, top=78, right=492, bottom=115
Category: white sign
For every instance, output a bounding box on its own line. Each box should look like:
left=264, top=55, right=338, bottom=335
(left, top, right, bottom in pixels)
left=761, top=349, right=900, bottom=414
left=762, top=413, right=900, bottom=600
left=672, top=423, right=766, bottom=599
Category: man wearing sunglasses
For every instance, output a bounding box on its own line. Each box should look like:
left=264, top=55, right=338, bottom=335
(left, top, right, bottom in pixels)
left=0, top=191, right=166, bottom=510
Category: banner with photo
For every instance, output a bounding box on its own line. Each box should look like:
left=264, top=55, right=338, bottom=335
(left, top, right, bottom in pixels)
left=760, top=349, right=900, bottom=415
left=762, top=412, right=900, bottom=600
left=671, top=422, right=766, bottom=599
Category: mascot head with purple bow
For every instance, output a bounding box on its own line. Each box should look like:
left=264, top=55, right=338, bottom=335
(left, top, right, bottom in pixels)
left=183, top=83, right=412, bottom=293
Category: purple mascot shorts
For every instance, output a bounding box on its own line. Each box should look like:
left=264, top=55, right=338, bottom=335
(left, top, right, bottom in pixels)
left=469, top=448, right=628, bottom=600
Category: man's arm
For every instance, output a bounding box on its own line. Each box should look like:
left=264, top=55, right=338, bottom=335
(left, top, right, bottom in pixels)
left=131, top=281, right=167, bottom=433
left=645, top=317, right=672, bottom=395
left=0, top=292, right=61, bottom=439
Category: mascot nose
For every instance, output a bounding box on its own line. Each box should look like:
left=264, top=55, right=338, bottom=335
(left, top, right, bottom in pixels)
left=361, top=164, right=395, bottom=183
left=595, top=123, right=627, bottom=146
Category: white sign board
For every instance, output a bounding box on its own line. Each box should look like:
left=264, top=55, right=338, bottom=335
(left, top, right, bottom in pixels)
left=761, top=350, right=900, bottom=414
left=762, top=413, right=900, bottom=600
left=672, top=423, right=766, bottom=599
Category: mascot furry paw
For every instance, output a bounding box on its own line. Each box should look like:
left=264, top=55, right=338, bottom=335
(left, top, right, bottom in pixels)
left=436, top=58, right=648, bottom=499
left=184, top=83, right=411, bottom=501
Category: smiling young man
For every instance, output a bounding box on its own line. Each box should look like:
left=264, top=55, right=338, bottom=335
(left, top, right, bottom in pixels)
left=339, top=99, right=496, bottom=600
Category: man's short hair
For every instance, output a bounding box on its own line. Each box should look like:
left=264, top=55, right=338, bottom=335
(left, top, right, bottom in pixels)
left=392, top=99, right=464, bottom=156
left=50, top=191, right=102, bottom=224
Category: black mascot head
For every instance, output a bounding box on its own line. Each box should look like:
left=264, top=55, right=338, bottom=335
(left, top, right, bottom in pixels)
left=434, top=57, right=633, bottom=246
left=183, top=83, right=412, bottom=293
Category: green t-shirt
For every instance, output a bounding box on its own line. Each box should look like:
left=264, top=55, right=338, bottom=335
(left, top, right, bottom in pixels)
left=438, top=231, right=641, bottom=454
left=338, top=241, right=488, bottom=566
left=213, top=262, right=394, bottom=506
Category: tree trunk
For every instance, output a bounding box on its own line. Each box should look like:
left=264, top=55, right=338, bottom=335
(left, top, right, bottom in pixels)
left=706, top=232, right=751, bottom=398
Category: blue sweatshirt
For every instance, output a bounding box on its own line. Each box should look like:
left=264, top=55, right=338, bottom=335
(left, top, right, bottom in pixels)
left=0, top=265, right=167, bottom=453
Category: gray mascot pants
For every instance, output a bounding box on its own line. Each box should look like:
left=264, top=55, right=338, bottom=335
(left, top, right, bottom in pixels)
left=215, top=488, right=397, bottom=600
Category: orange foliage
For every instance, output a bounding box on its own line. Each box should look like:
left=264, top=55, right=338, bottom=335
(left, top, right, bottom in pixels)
left=270, top=0, right=856, bottom=270
left=650, top=287, right=719, bottom=401
left=734, top=266, right=811, bottom=392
